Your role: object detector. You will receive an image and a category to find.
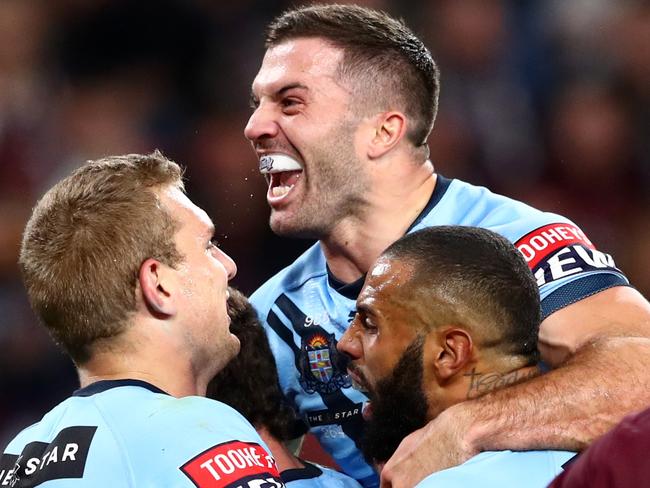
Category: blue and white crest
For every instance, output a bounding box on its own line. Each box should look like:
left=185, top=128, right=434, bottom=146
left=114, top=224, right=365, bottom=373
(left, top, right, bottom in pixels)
left=299, top=332, right=351, bottom=395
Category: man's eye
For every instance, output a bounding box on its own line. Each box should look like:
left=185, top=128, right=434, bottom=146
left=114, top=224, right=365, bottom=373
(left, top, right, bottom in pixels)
left=360, top=316, right=377, bottom=332
left=281, top=98, right=301, bottom=111
left=249, top=97, right=260, bottom=110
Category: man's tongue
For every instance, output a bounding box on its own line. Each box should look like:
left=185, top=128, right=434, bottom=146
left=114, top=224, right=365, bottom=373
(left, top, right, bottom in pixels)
left=270, top=170, right=301, bottom=197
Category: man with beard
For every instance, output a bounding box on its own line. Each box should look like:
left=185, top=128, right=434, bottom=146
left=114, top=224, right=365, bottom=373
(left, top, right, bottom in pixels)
left=246, top=4, right=650, bottom=487
left=338, top=226, right=575, bottom=487
left=208, top=287, right=362, bottom=488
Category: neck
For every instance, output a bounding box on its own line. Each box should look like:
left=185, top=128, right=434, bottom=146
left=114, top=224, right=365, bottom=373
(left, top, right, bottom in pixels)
left=426, top=362, right=540, bottom=422
left=77, top=322, right=209, bottom=398
left=323, top=163, right=436, bottom=283
left=462, top=364, right=540, bottom=401
left=256, top=427, right=304, bottom=473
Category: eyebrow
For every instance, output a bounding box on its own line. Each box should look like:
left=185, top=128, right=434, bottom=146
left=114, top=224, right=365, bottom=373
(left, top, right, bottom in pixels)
left=250, top=82, right=309, bottom=103
left=356, top=302, right=374, bottom=317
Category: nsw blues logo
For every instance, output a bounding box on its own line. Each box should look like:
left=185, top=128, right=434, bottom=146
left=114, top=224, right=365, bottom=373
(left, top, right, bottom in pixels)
left=299, top=332, right=351, bottom=395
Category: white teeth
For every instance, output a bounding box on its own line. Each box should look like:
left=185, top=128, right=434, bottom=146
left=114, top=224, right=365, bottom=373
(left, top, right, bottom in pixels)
left=272, top=185, right=294, bottom=197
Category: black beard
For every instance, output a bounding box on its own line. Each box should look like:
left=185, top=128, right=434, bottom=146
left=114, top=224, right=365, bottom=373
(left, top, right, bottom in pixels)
left=360, top=336, right=430, bottom=465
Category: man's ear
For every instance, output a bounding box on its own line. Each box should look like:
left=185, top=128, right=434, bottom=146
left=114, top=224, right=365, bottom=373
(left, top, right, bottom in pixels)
left=367, top=111, right=407, bottom=159
left=138, top=258, right=177, bottom=317
left=434, top=328, right=473, bottom=382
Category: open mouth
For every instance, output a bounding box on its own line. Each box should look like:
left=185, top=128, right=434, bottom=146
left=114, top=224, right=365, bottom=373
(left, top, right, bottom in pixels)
left=258, top=154, right=303, bottom=202
left=269, top=171, right=302, bottom=198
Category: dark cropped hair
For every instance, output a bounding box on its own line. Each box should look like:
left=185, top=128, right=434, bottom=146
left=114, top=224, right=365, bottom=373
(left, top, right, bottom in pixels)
left=266, top=4, right=440, bottom=151
left=207, top=288, right=307, bottom=441
left=384, top=226, right=541, bottom=363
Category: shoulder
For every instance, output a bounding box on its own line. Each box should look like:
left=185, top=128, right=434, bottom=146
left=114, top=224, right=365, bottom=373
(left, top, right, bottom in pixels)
left=152, top=399, right=281, bottom=487
left=2, top=389, right=279, bottom=487
left=3, top=396, right=82, bottom=454
left=1, top=396, right=128, bottom=486
left=315, top=465, right=364, bottom=487
left=416, top=450, right=575, bottom=488
left=283, top=461, right=363, bottom=488
left=431, top=178, right=576, bottom=243
left=251, top=242, right=326, bottom=314
left=116, top=394, right=260, bottom=440
left=99, top=392, right=279, bottom=486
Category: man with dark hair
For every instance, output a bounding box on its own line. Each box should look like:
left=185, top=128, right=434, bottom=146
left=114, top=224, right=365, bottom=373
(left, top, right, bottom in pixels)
left=245, top=3, right=650, bottom=487
left=208, top=287, right=362, bottom=487
left=0, top=152, right=282, bottom=487
left=338, top=226, right=574, bottom=486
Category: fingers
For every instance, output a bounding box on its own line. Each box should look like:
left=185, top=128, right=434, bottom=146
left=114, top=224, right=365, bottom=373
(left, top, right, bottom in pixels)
left=380, top=427, right=428, bottom=488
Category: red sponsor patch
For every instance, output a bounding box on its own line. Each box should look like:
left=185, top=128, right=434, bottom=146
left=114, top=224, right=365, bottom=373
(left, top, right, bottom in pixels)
left=181, top=440, right=281, bottom=487
left=515, top=223, right=595, bottom=269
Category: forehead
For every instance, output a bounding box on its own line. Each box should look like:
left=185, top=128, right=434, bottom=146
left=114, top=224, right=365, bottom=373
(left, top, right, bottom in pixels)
left=359, top=257, right=414, bottom=308
left=158, top=186, right=213, bottom=235
left=252, top=38, right=345, bottom=93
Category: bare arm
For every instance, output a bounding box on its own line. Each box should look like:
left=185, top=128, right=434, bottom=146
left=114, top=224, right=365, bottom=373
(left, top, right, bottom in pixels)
left=380, top=286, right=650, bottom=488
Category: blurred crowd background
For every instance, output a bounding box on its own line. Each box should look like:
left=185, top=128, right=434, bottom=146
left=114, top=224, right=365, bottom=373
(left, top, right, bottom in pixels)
left=0, top=0, right=648, bottom=447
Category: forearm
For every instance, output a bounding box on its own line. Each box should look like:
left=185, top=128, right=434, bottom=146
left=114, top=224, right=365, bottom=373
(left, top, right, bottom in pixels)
left=462, top=336, right=650, bottom=452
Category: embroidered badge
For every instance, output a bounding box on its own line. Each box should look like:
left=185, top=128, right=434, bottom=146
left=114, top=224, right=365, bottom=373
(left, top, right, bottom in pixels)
left=299, top=332, right=351, bottom=395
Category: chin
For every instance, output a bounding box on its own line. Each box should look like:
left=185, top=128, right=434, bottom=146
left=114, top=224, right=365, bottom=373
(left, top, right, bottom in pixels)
left=270, top=215, right=325, bottom=239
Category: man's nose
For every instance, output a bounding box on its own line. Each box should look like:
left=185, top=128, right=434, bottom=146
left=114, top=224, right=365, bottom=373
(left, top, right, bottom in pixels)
left=244, top=103, right=279, bottom=143
left=220, top=250, right=237, bottom=281
left=337, top=321, right=362, bottom=360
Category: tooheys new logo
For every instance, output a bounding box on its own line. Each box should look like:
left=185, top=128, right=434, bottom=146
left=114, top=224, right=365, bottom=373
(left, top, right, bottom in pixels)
left=515, top=223, right=619, bottom=286
left=180, top=440, right=283, bottom=488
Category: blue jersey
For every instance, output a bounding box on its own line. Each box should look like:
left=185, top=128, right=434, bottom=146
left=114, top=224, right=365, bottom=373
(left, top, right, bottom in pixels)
left=0, top=380, right=284, bottom=487
left=250, top=176, right=628, bottom=487
left=283, top=460, right=362, bottom=487
left=415, top=450, right=575, bottom=487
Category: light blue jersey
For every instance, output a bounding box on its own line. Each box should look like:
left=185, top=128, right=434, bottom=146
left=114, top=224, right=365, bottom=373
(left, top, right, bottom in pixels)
left=415, top=450, right=575, bottom=487
left=251, top=176, right=628, bottom=487
left=283, top=460, right=362, bottom=488
left=0, top=380, right=283, bottom=487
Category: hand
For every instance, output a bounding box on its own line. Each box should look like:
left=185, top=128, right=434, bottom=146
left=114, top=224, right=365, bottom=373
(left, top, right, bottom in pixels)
left=380, top=404, right=478, bottom=488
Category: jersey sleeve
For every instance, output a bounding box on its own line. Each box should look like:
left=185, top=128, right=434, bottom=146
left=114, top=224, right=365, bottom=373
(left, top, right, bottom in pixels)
left=513, top=222, right=629, bottom=319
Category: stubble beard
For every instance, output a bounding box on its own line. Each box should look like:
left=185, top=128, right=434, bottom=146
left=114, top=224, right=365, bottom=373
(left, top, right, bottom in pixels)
left=206, top=330, right=241, bottom=380
left=269, top=122, right=369, bottom=239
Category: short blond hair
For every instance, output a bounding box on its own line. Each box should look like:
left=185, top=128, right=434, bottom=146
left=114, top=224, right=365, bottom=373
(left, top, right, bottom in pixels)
left=20, top=151, right=184, bottom=363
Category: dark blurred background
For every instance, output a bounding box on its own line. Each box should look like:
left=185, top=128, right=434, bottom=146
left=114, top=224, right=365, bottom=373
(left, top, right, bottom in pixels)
left=0, top=0, right=648, bottom=447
